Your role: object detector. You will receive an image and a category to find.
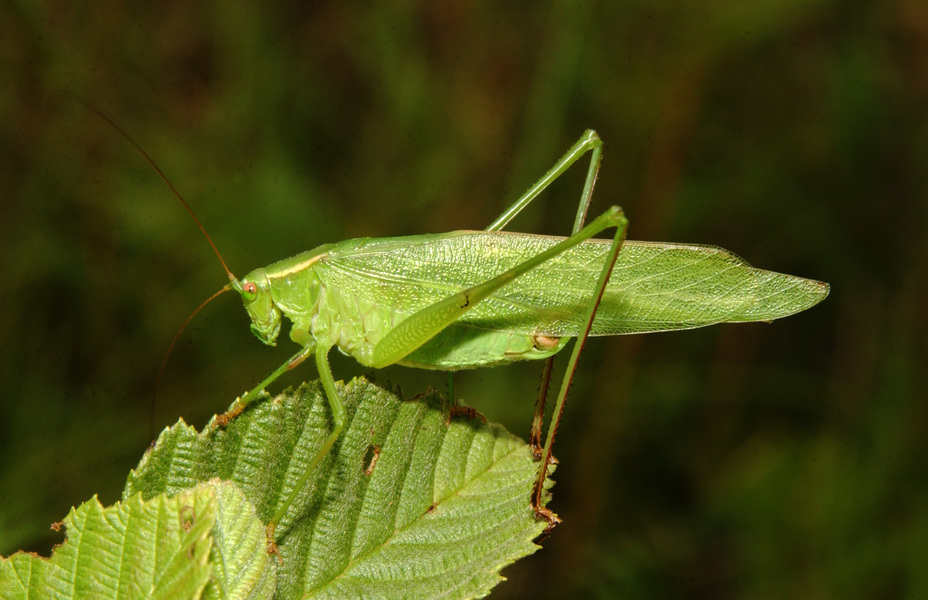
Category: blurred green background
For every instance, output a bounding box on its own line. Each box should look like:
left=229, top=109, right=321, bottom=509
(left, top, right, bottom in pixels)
left=2, top=0, right=926, bottom=598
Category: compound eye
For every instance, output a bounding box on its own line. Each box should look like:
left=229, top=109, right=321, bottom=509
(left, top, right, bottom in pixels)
left=242, top=281, right=258, bottom=302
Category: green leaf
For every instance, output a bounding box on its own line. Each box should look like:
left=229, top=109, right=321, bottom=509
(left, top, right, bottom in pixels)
left=201, top=482, right=277, bottom=600
left=125, top=377, right=552, bottom=599
left=0, top=480, right=272, bottom=600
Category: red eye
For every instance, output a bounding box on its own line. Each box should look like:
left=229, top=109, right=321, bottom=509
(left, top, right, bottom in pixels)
left=242, top=281, right=258, bottom=301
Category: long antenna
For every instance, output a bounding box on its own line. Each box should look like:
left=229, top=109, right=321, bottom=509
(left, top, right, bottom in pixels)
left=56, top=91, right=239, bottom=439
left=151, top=283, right=233, bottom=438
left=54, top=91, right=237, bottom=282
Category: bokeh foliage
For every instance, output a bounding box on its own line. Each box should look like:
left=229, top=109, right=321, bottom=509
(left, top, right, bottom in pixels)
left=2, top=0, right=926, bottom=598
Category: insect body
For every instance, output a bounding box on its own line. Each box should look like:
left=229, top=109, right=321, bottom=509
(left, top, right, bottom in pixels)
left=240, top=232, right=825, bottom=372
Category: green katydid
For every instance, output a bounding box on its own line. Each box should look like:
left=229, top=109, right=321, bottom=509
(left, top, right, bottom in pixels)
left=205, top=130, right=828, bottom=554
left=68, top=95, right=829, bottom=557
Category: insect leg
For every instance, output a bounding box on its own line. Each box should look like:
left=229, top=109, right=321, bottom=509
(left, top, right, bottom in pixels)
left=486, top=129, right=602, bottom=232
left=530, top=357, right=556, bottom=459
left=487, top=131, right=604, bottom=455
left=538, top=136, right=604, bottom=453
left=266, top=344, right=344, bottom=554
left=214, top=342, right=315, bottom=427
left=530, top=207, right=628, bottom=522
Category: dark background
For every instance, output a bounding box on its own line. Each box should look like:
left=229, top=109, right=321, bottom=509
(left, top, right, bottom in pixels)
left=2, top=1, right=925, bottom=598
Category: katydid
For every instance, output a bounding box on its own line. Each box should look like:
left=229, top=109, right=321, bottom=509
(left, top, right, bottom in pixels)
left=207, top=130, right=828, bottom=553
left=69, top=95, right=829, bottom=557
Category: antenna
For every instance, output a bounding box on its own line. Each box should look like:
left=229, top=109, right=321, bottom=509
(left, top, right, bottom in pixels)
left=151, top=283, right=233, bottom=436
left=54, top=91, right=237, bottom=282
left=55, top=91, right=239, bottom=438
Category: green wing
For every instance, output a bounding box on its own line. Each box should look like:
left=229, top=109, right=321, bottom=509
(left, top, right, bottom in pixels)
left=321, top=231, right=829, bottom=337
